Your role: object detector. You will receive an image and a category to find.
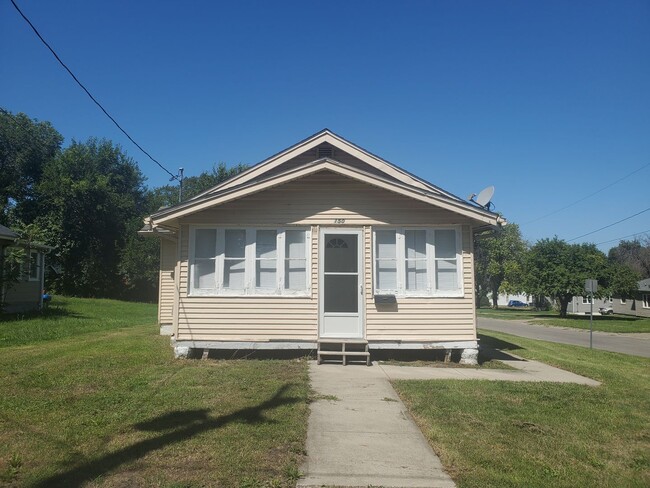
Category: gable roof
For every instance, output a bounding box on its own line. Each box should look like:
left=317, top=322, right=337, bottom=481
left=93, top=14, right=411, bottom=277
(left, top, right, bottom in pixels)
left=150, top=129, right=504, bottom=228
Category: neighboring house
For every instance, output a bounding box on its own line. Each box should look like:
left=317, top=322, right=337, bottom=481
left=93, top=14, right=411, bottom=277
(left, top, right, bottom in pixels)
left=0, top=224, right=50, bottom=313
left=141, top=129, right=504, bottom=363
left=487, top=292, right=531, bottom=307
left=568, top=278, right=650, bottom=318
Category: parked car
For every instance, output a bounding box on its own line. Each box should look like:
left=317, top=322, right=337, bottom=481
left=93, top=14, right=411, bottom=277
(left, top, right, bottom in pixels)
left=507, top=300, right=528, bottom=307
left=599, top=306, right=614, bottom=315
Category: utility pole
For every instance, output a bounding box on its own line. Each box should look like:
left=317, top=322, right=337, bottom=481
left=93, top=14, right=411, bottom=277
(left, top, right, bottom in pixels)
left=169, top=167, right=184, bottom=203
left=178, top=167, right=184, bottom=203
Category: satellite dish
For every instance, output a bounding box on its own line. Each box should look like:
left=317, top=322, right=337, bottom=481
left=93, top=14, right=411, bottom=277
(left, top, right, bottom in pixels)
left=476, top=186, right=494, bottom=207
left=468, top=186, right=495, bottom=210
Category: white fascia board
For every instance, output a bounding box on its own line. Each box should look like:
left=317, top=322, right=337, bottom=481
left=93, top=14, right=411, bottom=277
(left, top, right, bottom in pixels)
left=154, top=160, right=499, bottom=226
left=193, top=130, right=440, bottom=199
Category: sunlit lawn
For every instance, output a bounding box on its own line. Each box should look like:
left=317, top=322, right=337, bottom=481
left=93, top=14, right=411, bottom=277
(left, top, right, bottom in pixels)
left=393, top=331, right=650, bottom=488
left=0, top=297, right=309, bottom=487
left=477, top=307, right=650, bottom=333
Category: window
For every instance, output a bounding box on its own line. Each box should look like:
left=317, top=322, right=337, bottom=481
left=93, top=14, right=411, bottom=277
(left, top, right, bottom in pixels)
left=643, top=294, right=649, bottom=309
left=28, top=251, right=40, bottom=281
left=189, top=227, right=310, bottom=296
left=285, top=230, right=307, bottom=291
left=373, top=227, right=462, bottom=296
left=582, top=296, right=592, bottom=304
left=620, top=298, right=627, bottom=304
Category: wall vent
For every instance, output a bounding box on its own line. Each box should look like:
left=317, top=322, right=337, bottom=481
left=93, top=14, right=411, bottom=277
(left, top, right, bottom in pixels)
left=317, top=146, right=333, bottom=159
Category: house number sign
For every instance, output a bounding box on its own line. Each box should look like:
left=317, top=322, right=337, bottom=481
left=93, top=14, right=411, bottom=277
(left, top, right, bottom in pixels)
left=334, top=219, right=345, bottom=224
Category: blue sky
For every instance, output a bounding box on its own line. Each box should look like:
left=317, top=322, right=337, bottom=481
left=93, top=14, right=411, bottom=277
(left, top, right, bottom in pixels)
left=2, top=0, right=649, bottom=251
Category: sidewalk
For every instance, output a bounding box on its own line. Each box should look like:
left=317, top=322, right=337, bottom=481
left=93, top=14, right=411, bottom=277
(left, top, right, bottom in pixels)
left=298, top=353, right=599, bottom=488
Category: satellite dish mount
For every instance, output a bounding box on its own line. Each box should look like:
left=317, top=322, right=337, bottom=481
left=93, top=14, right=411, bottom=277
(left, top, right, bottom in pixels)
left=468, top=185, right=495, bottom=211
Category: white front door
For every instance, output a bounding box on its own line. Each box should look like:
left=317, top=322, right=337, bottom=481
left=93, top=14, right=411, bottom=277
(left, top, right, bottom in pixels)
left=319, top=229, right=364, bottom=338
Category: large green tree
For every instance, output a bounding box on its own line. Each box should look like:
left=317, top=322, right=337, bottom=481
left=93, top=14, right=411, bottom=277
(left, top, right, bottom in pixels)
left=36, top=138, right=146, bottom=297
left=474, top=223, right=528, bottom=308
left=0, top=108, right=63, bottom=225
left=524, top=238, right=610, bottom=317
left=608, top=237, right=650, bottom=279
left=119, top=162, right=248, bottom=301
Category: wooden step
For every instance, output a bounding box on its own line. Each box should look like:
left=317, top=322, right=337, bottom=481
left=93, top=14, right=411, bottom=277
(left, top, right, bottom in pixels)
left=317, top=340, right=371, bottom=366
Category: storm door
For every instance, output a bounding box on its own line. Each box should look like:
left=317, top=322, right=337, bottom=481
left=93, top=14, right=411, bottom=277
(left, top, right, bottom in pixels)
left=319, top=229, right=364, bottom=338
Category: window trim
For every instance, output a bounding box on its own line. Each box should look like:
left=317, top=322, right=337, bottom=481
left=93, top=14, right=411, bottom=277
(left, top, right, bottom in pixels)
left=188, top=226, right=311, bottom=297
left=582, top=296, right=592, bottom=305
left=28, top=251, right=40, bottom=282
left=643, top=294, right=649, bottom=309
left=372, top=226, right=463, bottom=298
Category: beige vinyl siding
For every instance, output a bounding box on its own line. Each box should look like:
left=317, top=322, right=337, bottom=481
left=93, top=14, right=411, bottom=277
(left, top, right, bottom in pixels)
left=184, top=171, right=475, bottom=227
left=158, top=239, right=176, bottom=324
left=176, top=225, right=318, bottom=342
left=365, top=225, right=476, bottom=342
left=175, top=173, right=477, bottom=343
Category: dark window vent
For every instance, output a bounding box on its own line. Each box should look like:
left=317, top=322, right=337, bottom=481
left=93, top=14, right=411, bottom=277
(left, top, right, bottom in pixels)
left=318, top=146, right=333, bottom=159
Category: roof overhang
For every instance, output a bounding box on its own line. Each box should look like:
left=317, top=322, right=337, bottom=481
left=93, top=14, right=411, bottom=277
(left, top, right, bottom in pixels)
left=150, top=158, right=503, bottom=228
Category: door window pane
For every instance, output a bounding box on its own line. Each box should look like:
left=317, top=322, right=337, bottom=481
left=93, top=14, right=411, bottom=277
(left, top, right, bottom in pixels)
left=324, top=275, right=358, bottom=313
left=325, top=234, right=357, bottom=273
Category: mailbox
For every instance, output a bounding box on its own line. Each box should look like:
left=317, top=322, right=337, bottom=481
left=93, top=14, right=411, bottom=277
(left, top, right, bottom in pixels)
left=374, top=294, right=396, bottom=304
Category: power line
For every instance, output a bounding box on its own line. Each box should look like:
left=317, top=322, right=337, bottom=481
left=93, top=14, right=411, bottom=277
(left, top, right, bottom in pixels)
left=9, top=0, right=178, bottom=181
left=521, top=161, right=650, bottom=226
left=567, top=207, right=650, bottom=242
left=595, top=229, right=650, bottom=246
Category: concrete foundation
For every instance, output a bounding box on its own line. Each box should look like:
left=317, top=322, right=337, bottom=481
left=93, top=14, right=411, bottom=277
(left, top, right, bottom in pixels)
left=160, top=324, right=173, bottom=336
left=174, top=345, right=190, bottom=359
left=459, top=347, right=479, bottom=365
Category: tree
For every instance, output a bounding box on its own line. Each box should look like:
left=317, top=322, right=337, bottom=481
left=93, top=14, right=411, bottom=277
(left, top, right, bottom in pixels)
left=118, top=162, right=248, bottom=301
left=608, top=237, right=650, bottom=279
left=0, top=108, right=63, bottom=225
left=606, top=262, right=640, bottom=301
left=524, top=238, right=609, bottom=317
left=474, top=223, right=527, bottom=308
left=36, top=138, right=146, bottom=297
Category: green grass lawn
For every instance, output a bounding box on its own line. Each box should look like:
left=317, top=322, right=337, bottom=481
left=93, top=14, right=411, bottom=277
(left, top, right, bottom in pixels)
left=0, top=296, right=157, bottom=347
left=393, top=331, right=650, bottom=488
left=477, top=307, right=650, bottom=333
left=0, top=297, right=310, bottom=487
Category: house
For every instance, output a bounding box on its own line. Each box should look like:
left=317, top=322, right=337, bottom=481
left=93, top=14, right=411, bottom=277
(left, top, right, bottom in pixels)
left=0, top=224, right=49, bottom=313
left=568, top=278, right=650, bottom=318
left=141, top=130, right=504, bottom=363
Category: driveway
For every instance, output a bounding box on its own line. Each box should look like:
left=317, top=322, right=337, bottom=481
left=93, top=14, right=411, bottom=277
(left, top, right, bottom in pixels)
left=478, top=317, right=650, bottom=358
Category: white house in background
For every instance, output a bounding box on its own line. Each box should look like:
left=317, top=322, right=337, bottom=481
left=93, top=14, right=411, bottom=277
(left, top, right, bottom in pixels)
left=140, top=130, right=504, bottom=364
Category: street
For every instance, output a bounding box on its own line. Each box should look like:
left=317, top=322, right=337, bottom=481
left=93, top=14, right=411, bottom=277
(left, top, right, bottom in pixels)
left=478, top=317, right=650, bottom=358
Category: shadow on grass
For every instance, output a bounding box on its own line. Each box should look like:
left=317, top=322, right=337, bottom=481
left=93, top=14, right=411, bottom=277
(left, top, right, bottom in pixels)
left=0, top=304, right=82, bottom=323
left=478, top=333, right=524, bottom=352
left=34, top=384, right=300, bottom=488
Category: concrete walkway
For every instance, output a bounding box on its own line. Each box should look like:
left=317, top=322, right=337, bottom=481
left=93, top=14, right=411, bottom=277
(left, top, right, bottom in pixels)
left=478, top=317, right=650, bottom=358
left=298, top=354, right=599, bottom=488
